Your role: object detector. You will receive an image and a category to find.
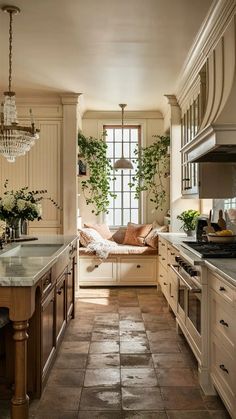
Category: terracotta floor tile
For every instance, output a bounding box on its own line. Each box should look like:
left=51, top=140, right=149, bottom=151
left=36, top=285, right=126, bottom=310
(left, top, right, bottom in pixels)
left=87, top=354, right=120, bottom=369
left=122, top=387, right=164, bottom=410
left=119, top=321, right=145, bottom=332
left=149, top=340, right=181, bottom=353
left=120, top=331, right=148, bottom=342
left=54, top=352, right=87, bottom=369
left=121, top=354, right=153, bottom=368
left=161, top=387, right=206, bottom=410
left=60, top=341, right=90, bottom=354
left=120, top=340, right=150, bottom=354
left=84, top=368, right=120, bottom=387
left=144, top=321, right=172, bottom=332
left=166, top=411, right=211, bottom=419
left=147, top=330, right=182, bottom=342
left=92, top=331, right=120, bottom=341
left=121, top=368, right=158, bottom=387
left=157, top=368, right=198, bottom=387
left=119, top=307, right=141, bottom=315
left=38, top=386, right=82, bottom=411
left=122, top=412, right=167, bottom=419
left=202, top=394, right=228, bottom=410
left=208, top=411, right=231, bottom=418
left=89, top=341, right=120, bottom=353
left=152, top=353, right=196, bottom=369
left=78, top=412, right=123, bottom=419
left=34, top=409, right=78, bottom=419
left=64, top=331, right=92, bottom=341
left=46, top=368, right=85, bottom=387
left=79, top=387, right=121, bottom=411
left=119, top=313, right=143, bottom=321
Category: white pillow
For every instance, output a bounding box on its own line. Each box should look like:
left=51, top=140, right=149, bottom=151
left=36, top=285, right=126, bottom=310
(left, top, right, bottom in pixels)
left=79, top=227, right=104, bottom=247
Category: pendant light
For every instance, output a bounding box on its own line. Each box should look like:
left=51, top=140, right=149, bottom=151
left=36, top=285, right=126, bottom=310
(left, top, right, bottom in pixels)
left=0, top=5, right=40, bottom=163
left=114, top=104, right=133, bottom=170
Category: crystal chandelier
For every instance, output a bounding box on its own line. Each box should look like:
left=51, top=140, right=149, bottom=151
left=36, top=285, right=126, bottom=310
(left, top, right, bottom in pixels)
left=114, top=104, right=133, bottom=170
left=0, top=5, right=39, bottom=163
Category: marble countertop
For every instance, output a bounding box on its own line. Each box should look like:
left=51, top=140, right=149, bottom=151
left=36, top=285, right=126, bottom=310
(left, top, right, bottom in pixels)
left=0, top=235, right=78, bottom=287
left=158, top=232, right=236, bottom=287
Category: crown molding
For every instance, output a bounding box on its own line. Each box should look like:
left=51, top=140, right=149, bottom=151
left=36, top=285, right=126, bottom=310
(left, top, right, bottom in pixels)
left=60, top=93, right=82, bottom=105
left=83, top=110, right=163, bottom=120
left=177, top=0, right=236, bottom=105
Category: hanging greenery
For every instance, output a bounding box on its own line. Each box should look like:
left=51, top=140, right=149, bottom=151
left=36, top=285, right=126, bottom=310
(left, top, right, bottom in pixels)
left=129, top=135, right=170, bottom=211
left=78, top=132, right=116, bottom=215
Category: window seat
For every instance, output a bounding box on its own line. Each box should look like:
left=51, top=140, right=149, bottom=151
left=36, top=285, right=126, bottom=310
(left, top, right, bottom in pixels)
left=79, top=244, right=158, bottom=256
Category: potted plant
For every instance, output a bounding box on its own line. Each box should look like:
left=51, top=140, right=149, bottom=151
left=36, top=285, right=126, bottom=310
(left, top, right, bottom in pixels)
left=129, top=135, right=170, bottom=211
left=78, top=132, right=116, bottom=216
left=177, top=209, right=200, bottom=236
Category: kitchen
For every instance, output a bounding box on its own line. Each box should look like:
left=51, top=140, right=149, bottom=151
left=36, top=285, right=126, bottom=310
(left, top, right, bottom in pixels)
left=1, top=0, right=236, bottom=419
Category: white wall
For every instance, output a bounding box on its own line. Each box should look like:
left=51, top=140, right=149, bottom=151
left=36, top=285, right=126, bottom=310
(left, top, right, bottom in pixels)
left=78, top=110, right=169, bottom=226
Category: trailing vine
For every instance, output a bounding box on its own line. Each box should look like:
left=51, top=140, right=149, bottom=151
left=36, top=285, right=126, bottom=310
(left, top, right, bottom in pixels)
left=129, top=135, right=170, bottom=211
left=78, top=132, right=116, bottom=215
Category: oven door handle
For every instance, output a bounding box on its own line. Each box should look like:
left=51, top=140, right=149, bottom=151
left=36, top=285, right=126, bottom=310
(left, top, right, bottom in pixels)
left=170, top=264, right=201, bottom=294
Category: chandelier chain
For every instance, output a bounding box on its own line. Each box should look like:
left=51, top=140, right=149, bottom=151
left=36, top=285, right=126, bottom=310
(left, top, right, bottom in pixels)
left=8, top=10, right=13, bottom=92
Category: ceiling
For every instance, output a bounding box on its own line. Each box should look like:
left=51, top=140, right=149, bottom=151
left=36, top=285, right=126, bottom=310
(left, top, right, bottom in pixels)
left=0, top=0, right=212, bottom=113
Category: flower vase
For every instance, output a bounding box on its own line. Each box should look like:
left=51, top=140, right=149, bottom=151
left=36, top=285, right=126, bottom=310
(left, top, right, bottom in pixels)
left=7, top=218, right=21, bottom=240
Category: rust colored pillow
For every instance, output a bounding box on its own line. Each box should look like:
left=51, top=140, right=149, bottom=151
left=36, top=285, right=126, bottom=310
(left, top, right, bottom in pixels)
left=123, top=222, right=153, bottom=246
left=111, top=227, right=127, bottom=244
left=145, top=224, right=168, bottom=249
left=84, top=223, right=112, bottom=240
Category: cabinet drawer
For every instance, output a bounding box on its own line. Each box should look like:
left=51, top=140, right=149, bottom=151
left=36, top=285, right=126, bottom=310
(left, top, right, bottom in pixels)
left=209, top=271, right=235, bottom=304
left=211, top=336, right=235, bottom=410
left=120, top=258, right=156, bottom=283
left=159, top=262, right=169, bottom=298
left=80, top=258, right=117, bottom=283
left=41, top=271, right=52, bottom=297
left=167, top=245, right=178, bottom=267
left=159, top=238, right=168, bottom=261
left=210, top=290, right=235, bottom=354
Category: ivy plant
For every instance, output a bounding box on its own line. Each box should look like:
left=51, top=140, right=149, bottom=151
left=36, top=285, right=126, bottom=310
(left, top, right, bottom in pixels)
left=78, top=132, right=116, bottom=215
left=129, top=135, right=170, bottom=211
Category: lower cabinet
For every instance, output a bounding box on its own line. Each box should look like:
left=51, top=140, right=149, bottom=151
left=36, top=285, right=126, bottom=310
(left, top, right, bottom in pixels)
left=79, top=255, right=157, bottom=286
left=56, top=270, right=67, bottom=344
left=42, top=288, right=56, bottom=378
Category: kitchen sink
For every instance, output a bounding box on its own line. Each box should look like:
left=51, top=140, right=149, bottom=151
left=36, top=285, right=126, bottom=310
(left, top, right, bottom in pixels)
left=0, top=244, right=62, bottom=257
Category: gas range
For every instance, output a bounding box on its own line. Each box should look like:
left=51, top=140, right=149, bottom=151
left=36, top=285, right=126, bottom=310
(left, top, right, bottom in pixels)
left=182, top=241, right=236, bottom=258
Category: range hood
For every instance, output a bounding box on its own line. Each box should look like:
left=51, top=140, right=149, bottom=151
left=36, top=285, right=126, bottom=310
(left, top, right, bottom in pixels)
left=184, top=18, right=236, bottom=163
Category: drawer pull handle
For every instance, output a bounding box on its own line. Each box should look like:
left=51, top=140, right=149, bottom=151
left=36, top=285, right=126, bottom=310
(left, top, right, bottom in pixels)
left=171, top=253, right=175, bottom=256
left=160, top=274, right=163, bottom=278
left=162, top=258, right=165, bottom=261
left=161, top=243, right=165, bottom=247
left=57, top=290, right=62, bottom=296
left=164, top=282, right=167, bottom=285
left=219, top=286, right=226, bottom=292
left=220, top=319, right=228, bottom=327
left=67, top=272, right=72, bottom=275
left=44, top=279, right=50, bottom=286
left=219, top=364, right=229, bottom=374
left=167, top=263, right=170, bottom=267
left=137, top=265, right=141, bottom=268
left=94, top=265, right=99, bottom=268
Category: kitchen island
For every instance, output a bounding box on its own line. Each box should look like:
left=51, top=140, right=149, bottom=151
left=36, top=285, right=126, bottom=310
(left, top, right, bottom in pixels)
left=0, top=235, right=78, bottom=419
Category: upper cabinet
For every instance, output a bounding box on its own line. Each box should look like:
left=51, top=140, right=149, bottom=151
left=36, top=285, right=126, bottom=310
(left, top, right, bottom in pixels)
left=177, top=3, right=236, bottom=198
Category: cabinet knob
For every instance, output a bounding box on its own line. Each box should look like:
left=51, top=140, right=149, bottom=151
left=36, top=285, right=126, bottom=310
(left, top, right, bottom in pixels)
left=67, top=272, right=72, bottom=275
left=219, top=286, right=226, bottom=292
left=94, top=265, right=99, bottom=268
left=164, top=282, right=167, bottom=285
left=162, top=258, right=165, bottom=261
left=137, top=265, right=141, bottom=268
left=219, top=364, right=229, bottom=374
left=219, top=319, right=228, bottom=327
left=57, top=290, right=62, bottom=295
left=171, top=253, right=175, bottom=256
left=160, top=274, right=163, bottom=278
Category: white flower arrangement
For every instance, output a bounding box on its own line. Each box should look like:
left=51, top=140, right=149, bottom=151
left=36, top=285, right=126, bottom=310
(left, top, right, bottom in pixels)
left=0, top=180, right=61, bottom=223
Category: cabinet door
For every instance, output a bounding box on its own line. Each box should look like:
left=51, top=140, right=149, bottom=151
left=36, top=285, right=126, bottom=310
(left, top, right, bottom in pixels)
left=67, top=258, right=75, bottom=320
left=42, top=288, right=55, bottom=374
left=56, top=271, right=66, bottom=343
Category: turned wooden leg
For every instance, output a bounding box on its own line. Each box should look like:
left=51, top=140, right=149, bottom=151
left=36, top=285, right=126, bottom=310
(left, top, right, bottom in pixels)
left=11, top=321, right=29, bottom=419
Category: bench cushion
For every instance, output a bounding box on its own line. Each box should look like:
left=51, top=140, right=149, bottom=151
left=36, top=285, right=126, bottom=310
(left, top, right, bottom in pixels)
left=79, top=244, right=158, bottom=256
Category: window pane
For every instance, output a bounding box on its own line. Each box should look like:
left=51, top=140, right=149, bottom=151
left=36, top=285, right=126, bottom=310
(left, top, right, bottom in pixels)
left=114, top=176, right=122, bottom=191
left=123, top=192, right=130, bottom=208
left=131, top=143, right=137, bottom=157
left=123, top=176, right=131, bottom=191
left=107, top=143, right=114, bottom=158
left=114, top=142, right=122, bottom=157
left=107, top=210, right=114, bottom=226
left=123, top=142, right=130, bottom=158
left=123, top=129, right=130, bottom=142
left=131, top=193, right=138, bottom=208
left=131, top=129, right=138, bottom=142
left=131, top=209, right=139, bottom=223
left=106, top=129, right=114, bottom=142
left=115, top=192, right=122, bottom=207
left=123, top=209, right=131, bottom=225
left=115, top=129, right=122, bottom=142
left=114, top=209, right=122, bottom=225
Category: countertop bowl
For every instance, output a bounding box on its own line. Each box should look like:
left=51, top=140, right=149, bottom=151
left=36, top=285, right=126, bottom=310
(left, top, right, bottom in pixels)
left=207, top=233, right=236, bottom=243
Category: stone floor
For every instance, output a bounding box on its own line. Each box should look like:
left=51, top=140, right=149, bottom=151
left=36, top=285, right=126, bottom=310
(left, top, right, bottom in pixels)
left=0, top=286, right=231, bottom=419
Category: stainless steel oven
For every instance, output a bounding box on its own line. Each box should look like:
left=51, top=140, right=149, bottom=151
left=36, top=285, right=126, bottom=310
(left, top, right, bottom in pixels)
left=170, top=257, right=202, bottom=350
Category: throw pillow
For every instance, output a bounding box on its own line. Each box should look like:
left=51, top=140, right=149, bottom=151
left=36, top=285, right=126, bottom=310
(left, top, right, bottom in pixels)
left=84, top=223, right=112, bottom=240
left=79, top=228, right=104, bottom=247
left=111, top=227, right=127, bottom=244
left=145, top=224, right=168, bottom=249
left=123, top=222, right=153, bottom=246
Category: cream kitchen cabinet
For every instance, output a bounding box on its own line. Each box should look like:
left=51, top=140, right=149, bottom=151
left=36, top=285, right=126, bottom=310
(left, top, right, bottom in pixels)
left=209, top=270, right=236, bottom=418
left=79, top=255, right=158, bottom=286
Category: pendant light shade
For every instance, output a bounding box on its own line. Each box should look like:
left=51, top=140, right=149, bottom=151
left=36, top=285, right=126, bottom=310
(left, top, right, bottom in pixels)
left=114, top=104, right=133, bottom=170
left=0, top=5, right=39, bottom=163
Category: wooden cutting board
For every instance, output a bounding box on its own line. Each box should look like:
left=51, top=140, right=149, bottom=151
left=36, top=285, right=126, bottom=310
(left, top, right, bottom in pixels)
left=205, top=210, right=215, bottom=234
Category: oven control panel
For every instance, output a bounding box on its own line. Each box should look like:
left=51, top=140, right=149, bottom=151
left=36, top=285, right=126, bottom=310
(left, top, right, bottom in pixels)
left=175, top=256, right=198, bottom=277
